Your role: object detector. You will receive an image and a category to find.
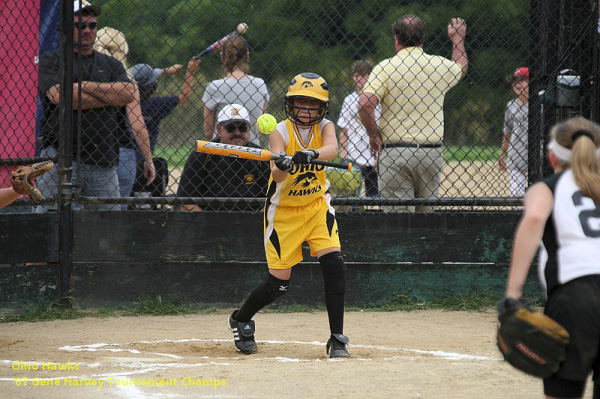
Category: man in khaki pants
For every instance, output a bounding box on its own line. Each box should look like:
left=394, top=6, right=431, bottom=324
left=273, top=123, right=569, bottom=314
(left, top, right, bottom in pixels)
left=358, top=15, right=468, bottom=212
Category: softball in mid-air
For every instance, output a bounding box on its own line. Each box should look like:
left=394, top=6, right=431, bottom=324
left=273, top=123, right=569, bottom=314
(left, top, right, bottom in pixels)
left=237, top=23, right=249, bottom=34
left=257, top=113, right=278, bottom=135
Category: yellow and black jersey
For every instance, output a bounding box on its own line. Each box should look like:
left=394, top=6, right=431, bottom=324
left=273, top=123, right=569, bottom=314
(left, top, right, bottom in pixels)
left=267, top=118, right=332, bottom=207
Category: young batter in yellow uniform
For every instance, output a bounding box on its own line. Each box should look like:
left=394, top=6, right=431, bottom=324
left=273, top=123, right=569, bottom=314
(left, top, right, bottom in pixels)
left=228, top=73, right=350, bottom=358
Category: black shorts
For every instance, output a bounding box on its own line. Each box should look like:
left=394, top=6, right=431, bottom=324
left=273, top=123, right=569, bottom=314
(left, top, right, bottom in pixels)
left=543, top=275, right=600, bottom=398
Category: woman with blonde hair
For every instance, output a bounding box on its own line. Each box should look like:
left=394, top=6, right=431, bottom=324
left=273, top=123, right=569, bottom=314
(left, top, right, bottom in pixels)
left=93, top=27, right=156, bottom=207
left=202, top=35, right=269, bottom=146
left=94, top=27, right=129, bottom=68
left=500, top=116, right=600, bottom=399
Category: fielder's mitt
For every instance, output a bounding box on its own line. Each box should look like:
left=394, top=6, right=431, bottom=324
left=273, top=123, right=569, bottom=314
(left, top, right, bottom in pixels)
left=497, top=297, right=570, bottom=378
left=10, top=160, right=54, bottom=203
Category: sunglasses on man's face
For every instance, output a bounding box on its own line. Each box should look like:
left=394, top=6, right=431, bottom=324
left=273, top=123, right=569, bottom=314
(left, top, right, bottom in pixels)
left=223, top=123, right=250, bottom=133
left=74, top=22, right=98, bottom=31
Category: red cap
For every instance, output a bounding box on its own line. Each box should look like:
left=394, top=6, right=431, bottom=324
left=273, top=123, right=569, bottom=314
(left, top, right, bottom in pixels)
left=512, top=67, right=529, bottom=80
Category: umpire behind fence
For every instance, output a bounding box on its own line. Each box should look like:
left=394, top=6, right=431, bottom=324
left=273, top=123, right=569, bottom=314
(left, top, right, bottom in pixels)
left=176, top=104, right=270, bottom=212
left=358, top=15, right=468, bottom=212
left=36, top=1, right=136, bottom=211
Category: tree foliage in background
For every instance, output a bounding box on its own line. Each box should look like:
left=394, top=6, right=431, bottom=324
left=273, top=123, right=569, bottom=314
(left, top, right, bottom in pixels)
left=94, top=0, right=529, bottom=147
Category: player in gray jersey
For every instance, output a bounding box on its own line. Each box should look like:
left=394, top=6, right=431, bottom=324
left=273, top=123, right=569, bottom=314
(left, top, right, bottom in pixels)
left=499, top=67, right=529, bottom=197
left=502, top=116, right=600, bottom=399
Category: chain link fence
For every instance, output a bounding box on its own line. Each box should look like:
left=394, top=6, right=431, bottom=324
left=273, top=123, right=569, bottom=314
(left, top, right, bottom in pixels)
left=1, top=0, right=598, bottom=213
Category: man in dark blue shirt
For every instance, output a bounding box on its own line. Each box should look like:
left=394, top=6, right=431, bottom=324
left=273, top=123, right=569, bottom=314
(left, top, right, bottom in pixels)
left=128, top=60, right=200, bottom=157
left=127, top=60, right=200, bottom=201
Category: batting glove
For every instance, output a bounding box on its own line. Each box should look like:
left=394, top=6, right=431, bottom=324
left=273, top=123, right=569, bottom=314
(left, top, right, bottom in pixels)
left=292, top=150, right=319, bottom=164
left=274, top=151, right=293, bottom=172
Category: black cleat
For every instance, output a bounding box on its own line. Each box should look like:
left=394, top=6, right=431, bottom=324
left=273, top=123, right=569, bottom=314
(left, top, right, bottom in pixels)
left=326, top=334, right=350, bottom=358
left=228, top=310, right=258, bottom=354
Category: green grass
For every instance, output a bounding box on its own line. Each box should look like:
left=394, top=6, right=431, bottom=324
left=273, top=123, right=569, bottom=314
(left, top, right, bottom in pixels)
left=1, top=294, right=79, bottom=323
left=1, top=290, right=505, bottom=323
left=123, top=295, right=199, bottom=316
left=0, top=295, right=218, bottom=323
left=154, top=146, right=192, bottom=169
left=269, top=289, right=500, bottom=313
left=154, top=145, right=501, bottom=169
left=267, top=304, right=327, bottom=313
left=353, top=288, right=499, bottom=312
left=443, top=146, right=500, bottom=162
left=374, top=292, right=427, bottom=312
left=429, top=289, right=498, bottom=311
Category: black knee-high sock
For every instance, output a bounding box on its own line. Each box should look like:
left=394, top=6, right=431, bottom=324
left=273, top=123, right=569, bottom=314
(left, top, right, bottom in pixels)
left=320, top=252, right=346, bottom=335
left=235, top=274, right=289, bottom=322
left=324, top=291, right=345, bottom=335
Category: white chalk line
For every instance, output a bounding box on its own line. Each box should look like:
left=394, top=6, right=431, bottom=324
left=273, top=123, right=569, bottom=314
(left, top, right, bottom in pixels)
left=0, top=367, right=161, bottom=381
left=0, top=373, right=242, bottom=399
left=1, top=339, right=497, bottom=386
left=59, top=338, right=495, bottom=361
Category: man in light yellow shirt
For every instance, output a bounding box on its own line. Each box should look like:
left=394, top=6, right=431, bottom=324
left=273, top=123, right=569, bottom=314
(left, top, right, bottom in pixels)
left=358, top=15, right=468, bottom=212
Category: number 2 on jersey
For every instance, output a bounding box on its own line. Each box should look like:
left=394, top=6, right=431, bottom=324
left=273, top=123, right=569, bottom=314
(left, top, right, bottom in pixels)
left=572, top=191, right=600, bottom=238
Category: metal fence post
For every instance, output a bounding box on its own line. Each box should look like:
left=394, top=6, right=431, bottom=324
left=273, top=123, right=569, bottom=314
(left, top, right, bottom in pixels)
left=57, top=0, right=75, bottom=306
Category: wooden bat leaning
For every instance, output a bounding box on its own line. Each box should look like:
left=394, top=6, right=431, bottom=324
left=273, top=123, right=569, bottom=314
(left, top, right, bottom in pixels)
left=195, top=140, right=352, bottom=171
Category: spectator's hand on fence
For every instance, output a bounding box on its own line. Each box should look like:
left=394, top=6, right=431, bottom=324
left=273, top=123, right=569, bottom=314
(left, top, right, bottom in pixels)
left=144, top=160, right=157, bottom=185
left=448, top=17, right=467, bottom=41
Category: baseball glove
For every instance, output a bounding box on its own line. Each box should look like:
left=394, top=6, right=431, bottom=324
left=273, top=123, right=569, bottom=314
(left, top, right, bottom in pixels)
left=497, top=297, right=570, bottom=378
left=10, top=160, right=54, bottom=203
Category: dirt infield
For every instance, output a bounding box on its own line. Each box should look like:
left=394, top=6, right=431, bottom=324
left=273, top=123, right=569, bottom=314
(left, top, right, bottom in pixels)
left=441, top=161, right=511, bottom=198
left=2, top=310, right=591, bottom=399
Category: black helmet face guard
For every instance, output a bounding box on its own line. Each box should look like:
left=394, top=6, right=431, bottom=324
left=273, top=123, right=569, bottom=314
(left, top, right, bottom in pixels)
left=285, top=96, right=328, bottom=126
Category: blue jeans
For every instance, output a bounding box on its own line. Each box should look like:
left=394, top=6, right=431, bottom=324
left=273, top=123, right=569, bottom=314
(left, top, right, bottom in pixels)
left=117, top=147, right=137, bottom=210
left=35, top=147, right=120, bottom=212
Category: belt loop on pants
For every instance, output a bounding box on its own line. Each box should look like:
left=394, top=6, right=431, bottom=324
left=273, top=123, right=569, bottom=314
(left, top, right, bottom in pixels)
left=382, top=142, right=442, bottom=150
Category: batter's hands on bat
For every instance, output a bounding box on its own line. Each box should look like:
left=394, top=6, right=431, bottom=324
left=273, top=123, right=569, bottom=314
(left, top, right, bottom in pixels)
left=448, top=17, right=467, bottom=40
left=274, top=151, right=293, bottom=172
left=291, top=150, right=319, bottom=165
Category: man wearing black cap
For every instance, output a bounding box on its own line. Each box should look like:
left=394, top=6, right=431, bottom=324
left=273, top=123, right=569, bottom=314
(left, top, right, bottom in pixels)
left=36, top=1, right=136, bottom=211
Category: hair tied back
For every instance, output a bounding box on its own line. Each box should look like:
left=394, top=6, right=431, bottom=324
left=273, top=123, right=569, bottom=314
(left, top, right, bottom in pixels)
left=572, top=129, right=594, bottom=142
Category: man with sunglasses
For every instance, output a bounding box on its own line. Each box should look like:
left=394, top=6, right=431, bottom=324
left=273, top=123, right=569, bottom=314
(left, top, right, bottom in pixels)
left=177, top=104, right=270, bottom=212
left=36, top=1, right=136, bottom=211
